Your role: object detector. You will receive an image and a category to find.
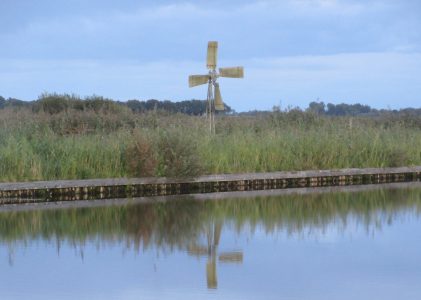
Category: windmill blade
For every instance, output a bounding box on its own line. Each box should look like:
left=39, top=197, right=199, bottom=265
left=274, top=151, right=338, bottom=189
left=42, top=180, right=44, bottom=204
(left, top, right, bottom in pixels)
left=213, top=223, right=222, bottom=246
left=219, top=66, right=244, bottom=78
left=189, top=75, right=209, bottom=87
left=187, top=244, right=209, bottom=256
left=206, top=260, right=217, bottom=289
left=214, top=83, right=224, bottom=111
left=207, top=41, right=218, bottom=70
left=218, top=251, right=243, bottom=263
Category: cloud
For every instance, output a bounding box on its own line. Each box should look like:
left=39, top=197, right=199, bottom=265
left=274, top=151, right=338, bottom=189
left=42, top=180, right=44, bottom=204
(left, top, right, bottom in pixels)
left=1, top=0, right=420, bottom=60
left=0, top=1, right=420, bottom=109
left=1, top=52, right=420, bottom=111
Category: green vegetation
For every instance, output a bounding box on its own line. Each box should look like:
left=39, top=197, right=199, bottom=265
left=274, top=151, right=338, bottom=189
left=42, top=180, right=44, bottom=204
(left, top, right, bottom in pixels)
left=0, top=94, right=421, bottom=182
left=0, top=93, right=233, bottom=115
left=1, top=186, right=421, bottom=248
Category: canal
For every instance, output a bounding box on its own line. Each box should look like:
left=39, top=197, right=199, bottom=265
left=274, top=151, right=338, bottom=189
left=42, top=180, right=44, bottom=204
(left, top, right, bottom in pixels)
left=1, top=183, right=421, bottom=299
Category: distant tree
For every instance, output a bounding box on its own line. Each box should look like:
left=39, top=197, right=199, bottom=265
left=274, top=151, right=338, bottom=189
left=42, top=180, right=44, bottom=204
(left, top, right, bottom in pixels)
left=326, top=102, right=372, bottom=116
left=125, top=99, right=231, bottom=115
left=31, top=93, right=123, bottom=114
left=272, top=105, right=281, bottom=112
left=0, top=96, right=5, bottom=109
left=5, top=97, right=29, bottom=108
left=353, top=103, right=370, bottom=115
left=307, top=101, right=325, bottom=114
left=0, top=96, right=31, bottom=109
left=126, top=100, right=145, bottom=112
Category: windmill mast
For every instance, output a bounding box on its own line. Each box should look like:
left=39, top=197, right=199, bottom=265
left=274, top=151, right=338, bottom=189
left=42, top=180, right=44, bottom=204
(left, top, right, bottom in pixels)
left=206, top=74, right=215, bottom=133
left=189, top=41, right=244, bottom=133
left=207, top=42, right=217, bottom=133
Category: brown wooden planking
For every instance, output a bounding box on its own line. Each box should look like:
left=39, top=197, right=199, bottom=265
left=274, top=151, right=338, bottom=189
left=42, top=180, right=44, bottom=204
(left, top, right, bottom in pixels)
left=0, top=166, right=420, bottom=204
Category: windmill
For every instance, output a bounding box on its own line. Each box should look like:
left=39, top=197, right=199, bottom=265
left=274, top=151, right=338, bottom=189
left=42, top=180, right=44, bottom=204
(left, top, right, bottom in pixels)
left=189, top=41, right=244, bottom=133
left=187, top=221, right=243, bottom=289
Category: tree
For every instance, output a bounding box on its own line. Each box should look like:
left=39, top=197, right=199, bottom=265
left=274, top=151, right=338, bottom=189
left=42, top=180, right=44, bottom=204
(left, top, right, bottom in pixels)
left=0, top=96, right=5, bottom=109
left=307, top=101, right=325, bottom=114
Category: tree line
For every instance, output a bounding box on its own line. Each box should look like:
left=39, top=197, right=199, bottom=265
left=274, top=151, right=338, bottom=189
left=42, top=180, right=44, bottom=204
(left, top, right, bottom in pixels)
left=126, top=99, right=232, bottom=115
left=0, top=94, right=232, bottom=115
left=306, top=101, right=421, bottom=116
left=0, top=94, right=419, bottom=116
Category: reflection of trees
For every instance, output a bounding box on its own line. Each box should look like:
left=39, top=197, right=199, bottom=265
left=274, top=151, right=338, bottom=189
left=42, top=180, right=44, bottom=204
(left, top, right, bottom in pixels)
left=1, top=186, right=421, bottom=250
left=2, top=186, right=421, bottom=286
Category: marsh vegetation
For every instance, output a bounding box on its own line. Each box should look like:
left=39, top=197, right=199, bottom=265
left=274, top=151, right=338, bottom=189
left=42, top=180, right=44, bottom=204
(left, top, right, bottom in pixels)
left=0, top=94, right=420, bottom=181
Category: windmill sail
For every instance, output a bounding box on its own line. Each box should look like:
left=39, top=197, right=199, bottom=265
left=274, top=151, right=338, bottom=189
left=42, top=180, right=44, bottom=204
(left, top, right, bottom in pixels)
left=206, top=260, right=217, bottom=289
left=189, top=75, right=209, bottom=87
left=187, top=245, right=209, bottom=256
left=214, top=83, right=224, bottom=111
left=219, top=66, right=244, bottom=78
left=188, top=41, right=243, bottom=132
left=207, top=41, right=218, bottom=70
left=218, top=251, right=243, bottom=263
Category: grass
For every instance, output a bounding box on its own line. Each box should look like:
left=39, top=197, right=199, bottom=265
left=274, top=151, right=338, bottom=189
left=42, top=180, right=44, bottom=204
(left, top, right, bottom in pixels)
left=0, top=104, right=421, bottom=182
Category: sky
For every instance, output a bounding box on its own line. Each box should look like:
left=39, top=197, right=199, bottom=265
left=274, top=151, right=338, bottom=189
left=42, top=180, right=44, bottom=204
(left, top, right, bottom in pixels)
left=0, top=0, right=420, bottom=111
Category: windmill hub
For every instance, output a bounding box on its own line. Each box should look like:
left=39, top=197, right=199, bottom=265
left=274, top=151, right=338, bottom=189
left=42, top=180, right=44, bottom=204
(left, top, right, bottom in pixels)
left=189, top=41, right=244, bottom=133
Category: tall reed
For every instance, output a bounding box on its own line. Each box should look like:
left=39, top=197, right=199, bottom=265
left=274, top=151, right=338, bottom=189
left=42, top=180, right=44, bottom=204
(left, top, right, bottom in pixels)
left=0, top=107, right=420, bottom=182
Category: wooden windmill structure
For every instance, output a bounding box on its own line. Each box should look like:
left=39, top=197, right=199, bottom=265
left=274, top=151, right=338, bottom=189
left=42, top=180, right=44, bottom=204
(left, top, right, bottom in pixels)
left=189, top=41, right=244, bottom=133
left=187, top=222, right=243, bottom=289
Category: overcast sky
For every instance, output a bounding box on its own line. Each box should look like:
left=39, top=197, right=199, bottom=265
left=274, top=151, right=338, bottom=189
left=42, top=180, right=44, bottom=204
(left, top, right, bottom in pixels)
left=1, top=0, right=420, bottom=111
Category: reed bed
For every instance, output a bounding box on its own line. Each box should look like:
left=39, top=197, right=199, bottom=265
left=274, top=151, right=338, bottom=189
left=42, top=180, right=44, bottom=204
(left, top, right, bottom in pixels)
left=0, top=106, right=420, bottom=182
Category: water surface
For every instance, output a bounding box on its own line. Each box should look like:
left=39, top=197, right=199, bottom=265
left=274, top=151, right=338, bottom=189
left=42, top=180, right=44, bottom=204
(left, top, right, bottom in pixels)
left=1, top=184, right=421, bottom=299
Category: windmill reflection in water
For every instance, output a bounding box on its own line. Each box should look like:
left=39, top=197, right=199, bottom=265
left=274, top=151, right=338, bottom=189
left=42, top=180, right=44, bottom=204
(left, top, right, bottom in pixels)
left=187, top=221, right=243, bottom=289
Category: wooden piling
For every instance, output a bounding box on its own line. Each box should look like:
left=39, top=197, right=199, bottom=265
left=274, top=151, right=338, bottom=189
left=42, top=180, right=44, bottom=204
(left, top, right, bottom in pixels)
left=0, top=166, right=420, bottom=205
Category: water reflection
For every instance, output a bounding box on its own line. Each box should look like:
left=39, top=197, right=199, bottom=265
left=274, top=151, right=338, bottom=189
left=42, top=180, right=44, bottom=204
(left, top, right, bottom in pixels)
left=187, top=221, right=243, bottom=289
left=1, top=184, right=421, bottom=292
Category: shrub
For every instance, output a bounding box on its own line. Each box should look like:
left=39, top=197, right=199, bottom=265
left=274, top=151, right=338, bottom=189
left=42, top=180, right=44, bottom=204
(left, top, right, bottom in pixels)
left=125, top=131, right=157, bottom=177
left=156, top=130, right=203, bottom=177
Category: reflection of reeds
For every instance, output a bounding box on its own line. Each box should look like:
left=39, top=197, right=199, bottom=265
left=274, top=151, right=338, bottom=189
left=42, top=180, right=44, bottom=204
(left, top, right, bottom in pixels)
left=1, top=186, right=421, bottom=250
left=1, top=102, right=421, bottom=181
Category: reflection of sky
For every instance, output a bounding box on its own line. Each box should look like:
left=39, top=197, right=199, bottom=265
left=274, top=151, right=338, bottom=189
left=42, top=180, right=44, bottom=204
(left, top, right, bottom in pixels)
left=1, top=216, right=421, bottom=300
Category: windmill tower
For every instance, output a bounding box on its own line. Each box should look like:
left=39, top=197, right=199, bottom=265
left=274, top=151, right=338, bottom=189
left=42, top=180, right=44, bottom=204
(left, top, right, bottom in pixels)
left=189, top=41, right=244, bottom=133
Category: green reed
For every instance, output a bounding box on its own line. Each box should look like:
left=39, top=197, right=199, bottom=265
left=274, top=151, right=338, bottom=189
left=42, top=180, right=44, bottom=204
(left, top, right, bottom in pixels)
left=0, top=107, right=420, bottom=182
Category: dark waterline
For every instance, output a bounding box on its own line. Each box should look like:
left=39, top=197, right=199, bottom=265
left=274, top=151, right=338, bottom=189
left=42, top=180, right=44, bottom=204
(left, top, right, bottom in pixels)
left=1, top=183, right=421, bottom=299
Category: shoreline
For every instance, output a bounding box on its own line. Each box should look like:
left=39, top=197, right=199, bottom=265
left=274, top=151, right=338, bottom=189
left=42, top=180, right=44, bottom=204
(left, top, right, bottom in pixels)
left=1, top=166, right=421, bottom=205
left=2, top=181, right=421, bottom=212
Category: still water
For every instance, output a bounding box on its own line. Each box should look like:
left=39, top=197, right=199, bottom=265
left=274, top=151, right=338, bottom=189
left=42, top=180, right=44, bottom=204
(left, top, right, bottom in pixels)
left=1, top=184, right=421, bottom=299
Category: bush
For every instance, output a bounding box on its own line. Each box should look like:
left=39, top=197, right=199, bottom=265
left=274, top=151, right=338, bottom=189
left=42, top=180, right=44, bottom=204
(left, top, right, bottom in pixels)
left=156, top=130, right=203, bottom=177
left=33, top=94, right=71, bottom=114
left=125, top=131, right=157, bottom=177
left=32, top=93, right=126, bottom=115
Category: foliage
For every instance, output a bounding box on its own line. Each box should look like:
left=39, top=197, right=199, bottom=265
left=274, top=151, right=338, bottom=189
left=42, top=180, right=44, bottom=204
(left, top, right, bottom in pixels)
left=155, top=129, right=203, bottom=177
left=0, top=93, right=232, bottom=116
left=125, top=130, right=157, bottom=177
left=1, top=186, right=421, bottom=249
left=126, top=99, right=233, bottom=115
left=0, top=94, right=421, bottom=181
left=32, top=93, right=125, bottom=115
